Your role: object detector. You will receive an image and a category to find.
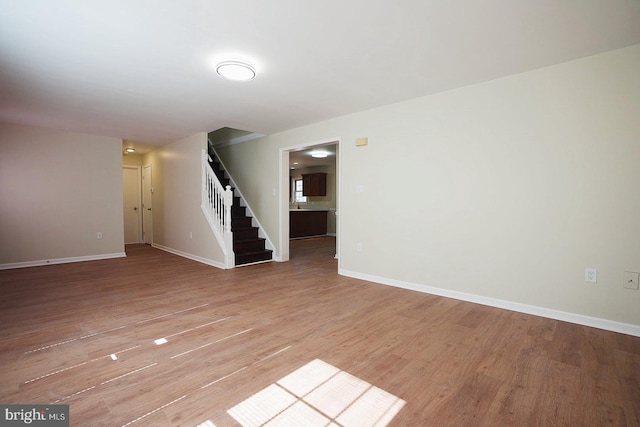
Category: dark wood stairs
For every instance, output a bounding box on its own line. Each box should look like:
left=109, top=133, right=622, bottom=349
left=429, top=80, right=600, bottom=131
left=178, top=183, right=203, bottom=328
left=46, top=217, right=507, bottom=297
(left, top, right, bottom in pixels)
left=208, top=152, right=273, bottom=266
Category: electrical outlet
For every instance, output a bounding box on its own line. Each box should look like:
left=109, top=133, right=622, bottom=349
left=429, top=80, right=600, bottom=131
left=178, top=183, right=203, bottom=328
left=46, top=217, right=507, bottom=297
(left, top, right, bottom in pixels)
left=585, top=268, right=597, bottom=283
left=356, top=243, right=363, bottom=252
left=623, top=271, right=639, bottom=290
left=96, top=232, right=103, bottom=240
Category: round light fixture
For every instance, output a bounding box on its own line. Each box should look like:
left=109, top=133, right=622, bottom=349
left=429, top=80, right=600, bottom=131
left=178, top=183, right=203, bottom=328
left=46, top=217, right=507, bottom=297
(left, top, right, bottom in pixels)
left=216, top=60, right=256, bottom=81
left=311, top=151, right=328, bottom=158
left=125, top=147, right=135, bottom=153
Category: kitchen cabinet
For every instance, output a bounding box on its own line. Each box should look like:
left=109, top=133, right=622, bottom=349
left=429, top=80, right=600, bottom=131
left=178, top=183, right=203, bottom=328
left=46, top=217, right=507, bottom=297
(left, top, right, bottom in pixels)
left=302, top=173, right=327, bottom=196
left=290, top=210, right=328, bottom=238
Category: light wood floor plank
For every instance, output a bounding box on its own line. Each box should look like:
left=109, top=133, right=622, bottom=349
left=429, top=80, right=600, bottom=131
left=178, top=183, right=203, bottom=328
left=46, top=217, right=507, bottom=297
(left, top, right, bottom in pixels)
left=1, top=237, right=639, bottom=426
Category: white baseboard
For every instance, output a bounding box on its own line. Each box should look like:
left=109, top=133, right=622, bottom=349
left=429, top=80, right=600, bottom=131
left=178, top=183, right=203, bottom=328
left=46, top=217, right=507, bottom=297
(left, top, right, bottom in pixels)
left=152, top=244, right=225, bottom=270
left=339, top=269, right=640, bottom=338
left=0, top=252, right=126, bottom=270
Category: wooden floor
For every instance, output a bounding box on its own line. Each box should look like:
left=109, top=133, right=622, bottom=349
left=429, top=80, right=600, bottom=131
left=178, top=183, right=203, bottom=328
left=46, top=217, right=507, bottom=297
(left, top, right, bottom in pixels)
left=1, top=237, right=639, bottom=426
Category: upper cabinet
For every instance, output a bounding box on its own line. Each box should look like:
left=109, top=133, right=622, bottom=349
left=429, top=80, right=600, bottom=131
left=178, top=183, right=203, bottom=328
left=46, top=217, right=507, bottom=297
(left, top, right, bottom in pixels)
left=302, top=172, right=327, bottom=196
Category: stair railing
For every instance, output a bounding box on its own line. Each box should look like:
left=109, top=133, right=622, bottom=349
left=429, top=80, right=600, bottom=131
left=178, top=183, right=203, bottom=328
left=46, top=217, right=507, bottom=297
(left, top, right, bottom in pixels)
left=201, top=149, right=234, bottom=268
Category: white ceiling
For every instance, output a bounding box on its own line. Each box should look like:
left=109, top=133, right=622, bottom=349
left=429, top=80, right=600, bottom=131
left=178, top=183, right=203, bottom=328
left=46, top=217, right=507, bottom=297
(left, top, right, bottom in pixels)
left=1, top=1, right=639, bottom=146
left=290, top=144, right=337, bottom=170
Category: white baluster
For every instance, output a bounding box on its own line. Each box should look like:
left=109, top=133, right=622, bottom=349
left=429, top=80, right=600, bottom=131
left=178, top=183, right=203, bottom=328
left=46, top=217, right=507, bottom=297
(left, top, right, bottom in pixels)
left=201, top=149, right=235, bottom=268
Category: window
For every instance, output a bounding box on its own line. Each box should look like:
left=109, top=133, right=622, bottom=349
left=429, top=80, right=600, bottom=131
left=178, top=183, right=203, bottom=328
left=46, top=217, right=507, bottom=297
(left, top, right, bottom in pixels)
left=294, top=179, right=307, bottom=203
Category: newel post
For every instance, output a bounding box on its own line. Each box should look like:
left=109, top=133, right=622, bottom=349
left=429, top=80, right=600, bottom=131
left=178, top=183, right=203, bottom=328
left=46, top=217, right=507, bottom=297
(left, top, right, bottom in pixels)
left=223, top=185, right=233, bottom=232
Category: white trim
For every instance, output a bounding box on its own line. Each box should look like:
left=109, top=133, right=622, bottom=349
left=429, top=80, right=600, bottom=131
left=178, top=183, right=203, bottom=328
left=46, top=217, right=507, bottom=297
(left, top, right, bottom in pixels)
left=0, top=252, right=126, bottom=270
left=152, top=243, right=226, bottom=270
left=339, top=268, right=640, bottom=338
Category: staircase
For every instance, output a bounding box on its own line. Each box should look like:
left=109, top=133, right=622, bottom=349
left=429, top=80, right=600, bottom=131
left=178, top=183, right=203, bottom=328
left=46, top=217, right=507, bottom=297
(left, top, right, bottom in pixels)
left=207, top=150, right=273, bottom=266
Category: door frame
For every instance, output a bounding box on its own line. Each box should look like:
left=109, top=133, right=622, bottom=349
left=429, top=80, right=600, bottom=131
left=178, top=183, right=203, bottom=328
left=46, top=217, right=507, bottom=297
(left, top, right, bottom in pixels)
left=122, top=165, right=142, bottom=244
left=278, top=136, right=341, bottom=266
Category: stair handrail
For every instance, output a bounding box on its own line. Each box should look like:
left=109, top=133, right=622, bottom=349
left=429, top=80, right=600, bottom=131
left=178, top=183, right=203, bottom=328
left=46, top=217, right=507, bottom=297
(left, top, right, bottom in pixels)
left=201, top=149, right=234, bottom=268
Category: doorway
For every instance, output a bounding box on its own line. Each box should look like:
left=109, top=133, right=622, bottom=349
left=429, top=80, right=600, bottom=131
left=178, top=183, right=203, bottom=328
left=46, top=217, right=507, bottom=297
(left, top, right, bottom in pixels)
left=279, top=137, right=340, bottom=267
left=142, top=164, right=153, bottom=245
left=122, top=166, right=142, bottom=244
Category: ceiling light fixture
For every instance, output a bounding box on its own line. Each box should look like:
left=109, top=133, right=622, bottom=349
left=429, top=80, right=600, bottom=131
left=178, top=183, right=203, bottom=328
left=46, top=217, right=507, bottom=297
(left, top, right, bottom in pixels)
left=216, top=60, right=256, bottom=81
left=311, top=151, right=328, bottom=158
left=125, top=147, right=135, bottom=153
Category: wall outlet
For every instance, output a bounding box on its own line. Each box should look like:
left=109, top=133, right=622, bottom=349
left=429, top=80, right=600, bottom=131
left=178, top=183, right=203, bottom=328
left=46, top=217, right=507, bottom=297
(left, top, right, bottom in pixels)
left=356, top=243, right=363, bottom=252
left=96, top=232, right=103, bottom=240
left=623, top=271, right=639, bottom=290
left=585, top=268, right=597, bottom=283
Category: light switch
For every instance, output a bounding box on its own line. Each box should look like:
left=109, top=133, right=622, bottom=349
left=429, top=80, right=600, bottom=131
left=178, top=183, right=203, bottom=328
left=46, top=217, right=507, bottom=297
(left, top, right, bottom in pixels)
left=355, top=137, right=368, bottom=147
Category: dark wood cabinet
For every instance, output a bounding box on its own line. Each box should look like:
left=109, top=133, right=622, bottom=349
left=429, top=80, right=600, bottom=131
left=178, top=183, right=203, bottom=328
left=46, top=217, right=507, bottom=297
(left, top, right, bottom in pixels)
left=302, top=173, right=327, bottom=196
left=290, top=210, right=328, bottom=238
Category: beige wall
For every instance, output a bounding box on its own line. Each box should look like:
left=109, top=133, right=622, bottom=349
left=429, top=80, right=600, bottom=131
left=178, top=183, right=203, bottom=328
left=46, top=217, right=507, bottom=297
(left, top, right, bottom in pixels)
left=217, top=45, right=640, bottom=329
left=122, top=153, right=143, bottom=166
left=0, top=122, right=125, bottom=266
left=143, top=133, right=225, bottom=266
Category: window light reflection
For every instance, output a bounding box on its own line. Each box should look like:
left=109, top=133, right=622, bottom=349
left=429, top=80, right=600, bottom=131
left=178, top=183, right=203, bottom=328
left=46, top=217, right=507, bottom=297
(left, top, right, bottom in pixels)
left=227, top=359, right=405, bottom=427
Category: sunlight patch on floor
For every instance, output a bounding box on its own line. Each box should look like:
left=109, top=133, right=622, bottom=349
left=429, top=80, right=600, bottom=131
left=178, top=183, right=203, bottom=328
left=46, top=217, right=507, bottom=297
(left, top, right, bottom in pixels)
left=227, top=359, right=405, bottom=427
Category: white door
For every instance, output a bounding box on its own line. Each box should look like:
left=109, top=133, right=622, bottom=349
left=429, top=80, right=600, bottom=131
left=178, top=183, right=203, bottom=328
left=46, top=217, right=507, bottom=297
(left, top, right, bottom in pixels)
left=122, top=166, right=141, bottom=244
left=142, top=164, right=153, bottom=244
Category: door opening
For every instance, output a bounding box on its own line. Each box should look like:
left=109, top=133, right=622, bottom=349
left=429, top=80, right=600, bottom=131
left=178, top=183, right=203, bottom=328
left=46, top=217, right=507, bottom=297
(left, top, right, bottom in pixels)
left=123, top=166, right=142, bottom=244
left=280, top=137, right=340, bottom=267
left=142, top=164, right=153, bottom=245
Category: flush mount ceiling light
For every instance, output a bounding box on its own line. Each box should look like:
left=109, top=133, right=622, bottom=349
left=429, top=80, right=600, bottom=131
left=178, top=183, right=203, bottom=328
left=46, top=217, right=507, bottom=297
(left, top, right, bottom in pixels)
left=216, top=60, right=256, bottom=81
left=310, top=151, right=328, bottom=158
left=125, top=147, right=135, bottom=153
